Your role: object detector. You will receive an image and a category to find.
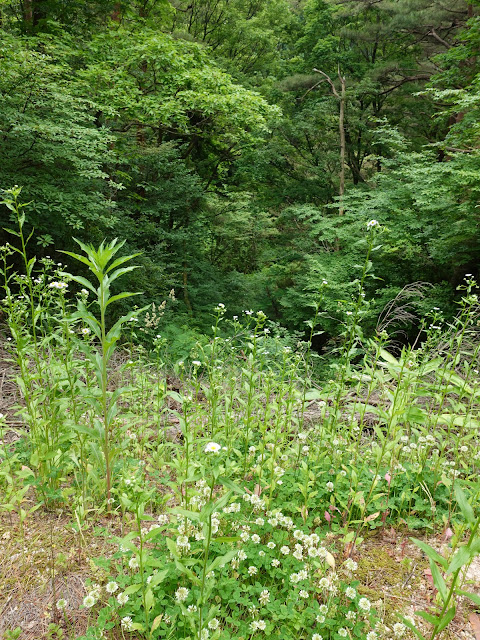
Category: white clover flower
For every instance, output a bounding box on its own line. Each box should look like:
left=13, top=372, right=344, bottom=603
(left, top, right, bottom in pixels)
left=460, top=445, right=468, bottom=453
left=56, top=599, right=68, bottom=610
left=299, top=590, right=309, bottom=598
left=345, top=587, right=356, bottom=599
left=318, top=577, right=329, bottom=589
left=106, top=581, right=118, bottom=594
left=237, top=549, right=247, bottom=561
left=121, top=616, right=134, bottom=631
left=366, top=633, right=377, bottom=640
left=255, top=517, right=265, bottom=526
left=393, top=622, right=406, bottom=637
left=280, top=545, right=290, bottom=555
left=293, top=530, right=304, bottom=540
left=240, top=531, right=250, bottom=542
left=83, top=594, right=96, bottom=608
left=251, top=534, right=261, bottom=544
left=208, top=618, right=219, bottom=630
left=326, top=482, right=334, bottom=492
left=358, top=597, right=371, bottom=612
left=319, top=604, right=328, bottom=615
left=175, top=587, right=189, bottom=602
left=117, top=592, right=129, bottom=605
left=271, top=558, right=280, bottom=567
left=129, top=557, right=139, bottom=570
left=259, top=589, right=270, bottom=605
left=248, top=566, right=257, bottom=576
left=257, top=620, right=266, bottom=630
left=204, top=442, right=221, bottom=453
left=344, top=558, right=358, bottom=571
left=267, top=541, right=276, bottom=549
left=346, top=611, right=356, bottom=621
left=338, top=629, right=348, bottom=638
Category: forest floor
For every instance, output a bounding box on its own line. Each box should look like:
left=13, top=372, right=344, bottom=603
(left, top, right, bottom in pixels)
left=1, top=505, right=480, bottom=639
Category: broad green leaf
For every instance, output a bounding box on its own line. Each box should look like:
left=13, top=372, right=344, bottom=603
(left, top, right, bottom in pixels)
left=429, top=558, right=447, bottom=600
left=436, top=606, right=456, bottom=632
left=446, top=546, right=472, bottom=575
left=411, top=538, right=448, bottom=570
left=454, top=485, right=474, bottom=524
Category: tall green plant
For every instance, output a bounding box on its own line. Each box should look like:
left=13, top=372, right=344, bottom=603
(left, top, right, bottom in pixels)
left=61, top=239, right=143, bottom=504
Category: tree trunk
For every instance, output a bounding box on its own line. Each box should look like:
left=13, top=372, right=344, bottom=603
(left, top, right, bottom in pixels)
left=338, top=73, right=346, bottom=217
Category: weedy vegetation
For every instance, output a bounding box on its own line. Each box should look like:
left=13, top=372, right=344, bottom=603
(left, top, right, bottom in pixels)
left=1, top=189, right=480, bottom=640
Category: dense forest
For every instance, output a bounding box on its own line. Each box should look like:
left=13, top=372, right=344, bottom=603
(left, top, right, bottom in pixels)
left=2, top=0, right=480, bottom=351
left=2, top=3, right=480, bottom=640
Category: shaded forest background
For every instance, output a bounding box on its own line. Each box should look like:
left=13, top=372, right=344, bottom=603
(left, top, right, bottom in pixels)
left=1, top=0, right=480, bottom=353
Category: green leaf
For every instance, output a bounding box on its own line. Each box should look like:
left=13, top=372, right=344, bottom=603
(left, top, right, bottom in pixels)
left=454, top=485, right=474, bottom=524
left=105, top=291, right=141, bottom=308
left=166, top=537, right=178, bottom=558
left=455, top=589, right=480, bottom=606
left=429, top=559, right=447, bottom=601
left=148, top=569, right=169, bottom=587
left=174, top=559, right=201, bottom=585
left=411, top=538, right=448, bottom=570
left=206, top=549, right=238, bottom=575
left=171, top=507, right=201, bottom=522
left=62, top=273, right=96, bottom=294
left=106, top=252, right=141, bottom=274
left=446, top=546, right=472, bottom=575
left=436, top=605, right=456, bottom=632
left=145, top=587, right=154, bottom=612
left=124, top=583, right=142, bottom=595
left=416, top=610, right=439, bottom=625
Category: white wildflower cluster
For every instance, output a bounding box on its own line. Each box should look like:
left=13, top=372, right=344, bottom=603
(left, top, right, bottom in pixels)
left=49, top=281, right=68, bottom=290
left=176, top=535, right=191, bottom=553
left=290, top=568, right=308, bottom=584
left=243, top=492, right=266, bottom=512
left=190, top=479, right=211, bottom=510
left=250, top=620, right=266, bottom=631
left=366, top=219, right=380, bottom=229
left=223, top=502, right=241, bottom=514
left=214, top=302, right=226, bottom=313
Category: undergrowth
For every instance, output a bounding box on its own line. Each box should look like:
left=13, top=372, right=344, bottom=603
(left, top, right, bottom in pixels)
left=1, top=189, right=480, bottom=640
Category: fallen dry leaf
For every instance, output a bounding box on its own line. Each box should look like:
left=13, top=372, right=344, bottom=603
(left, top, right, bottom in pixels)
left=469, top=612, right=480, bottom=640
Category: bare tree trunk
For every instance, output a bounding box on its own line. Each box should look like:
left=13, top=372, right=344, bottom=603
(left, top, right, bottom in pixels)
left=313, top=68, right=347, bottom=250
left=338, top=72, right=346, bottom=217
